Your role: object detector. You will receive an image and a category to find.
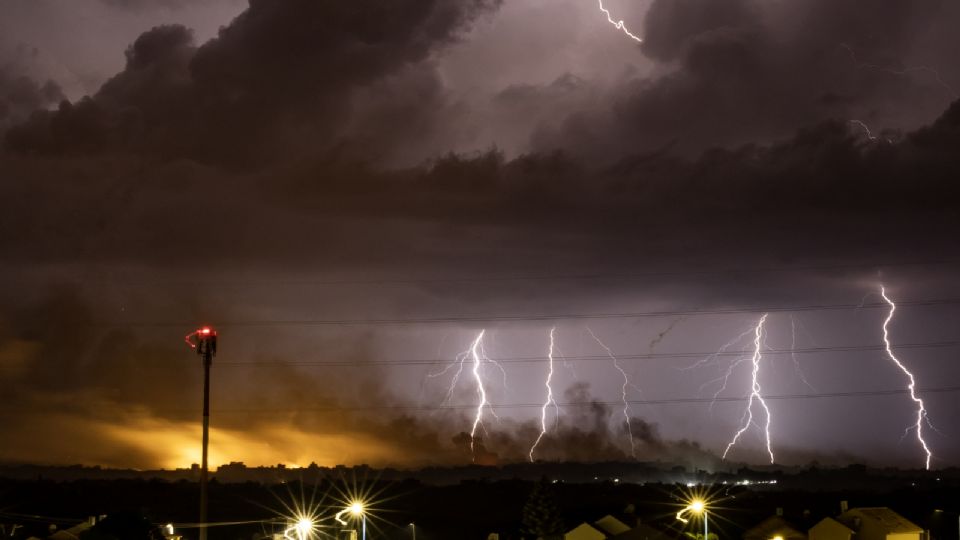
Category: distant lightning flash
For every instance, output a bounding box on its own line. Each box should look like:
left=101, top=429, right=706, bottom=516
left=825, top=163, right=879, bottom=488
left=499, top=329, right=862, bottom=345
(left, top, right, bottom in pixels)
left=529, top=327, right=559, bottom=462
left=597, top=0, right=643, bottom=42
left=848, top=120, right=878, bottom=141
left=880, top=286, right=933, bottom=470
left=722, top=313, right=775, bottom=464
left=586, top=327, right=640, bottom=458
left=840, top=43, right=959, bottom=100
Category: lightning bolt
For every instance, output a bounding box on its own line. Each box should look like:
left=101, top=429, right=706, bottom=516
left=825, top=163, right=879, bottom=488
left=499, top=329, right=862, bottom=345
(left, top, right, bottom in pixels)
left=597, top=0, right=643, bottom=42
left=722, top=313, right=775, bottom=464
left=586, top=327, right=640, bottom=458
left=426, top=330, right=500, bottom=460
left=529, top=327, right=559, bottom=462
left=880, top=286, right=934, bottom=470
left=789, top=315, right=817, bottom=393
left=840, top=43, right=959, bottom=100
left=468, top=330, right=493, bottom=455
left=849, top=120, right=878, bottom=141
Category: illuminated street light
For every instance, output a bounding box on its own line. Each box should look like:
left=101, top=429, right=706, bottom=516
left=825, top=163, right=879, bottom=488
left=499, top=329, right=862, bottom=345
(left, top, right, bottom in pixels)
left=283, top=517, right=315, bottom=540
left=335, top=502, right=368, bottom=540
left=677, top=498, right=709, bottom=540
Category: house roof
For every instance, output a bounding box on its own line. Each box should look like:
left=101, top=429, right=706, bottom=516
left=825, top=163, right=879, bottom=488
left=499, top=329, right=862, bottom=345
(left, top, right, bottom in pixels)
left=813, top=517, right=855, bottom=534
left=613, top=523, right=670, bottom=540
left=743, top=515, right=807, bottom=540
left=566, top=522, right=608, bottom=540
left=841, top=508, right=923, bottom=534
left=595, top=515, right=632, bottom=536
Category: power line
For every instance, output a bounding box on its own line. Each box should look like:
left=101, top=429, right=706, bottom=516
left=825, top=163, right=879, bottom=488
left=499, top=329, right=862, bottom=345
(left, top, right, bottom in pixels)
left=214, top=339, right=960, bottom=368
left=34, top=258, right=960, bottom=288
left=35, top=385, right=949, bottom=416
left=102, top=297, right=960, bottom=328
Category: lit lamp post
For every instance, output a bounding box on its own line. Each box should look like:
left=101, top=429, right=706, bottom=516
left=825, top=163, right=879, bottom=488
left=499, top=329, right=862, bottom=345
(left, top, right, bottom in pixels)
left=677, top=499, right=709, bottom=540
left=284, top=518, right=315, bottom=540
left=186, top=326, right=217, bottom=540
left=350, top=502, right=367, bottom=540
left=335, top=502, right=368, bottom=540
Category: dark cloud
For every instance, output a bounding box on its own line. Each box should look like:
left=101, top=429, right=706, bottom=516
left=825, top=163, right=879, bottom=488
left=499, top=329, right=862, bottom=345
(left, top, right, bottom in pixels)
left=532, top=0, right=959, bottom=159
left=5, top=0, right=501, bottom=166
left=0, top=63, right=62, bottom=133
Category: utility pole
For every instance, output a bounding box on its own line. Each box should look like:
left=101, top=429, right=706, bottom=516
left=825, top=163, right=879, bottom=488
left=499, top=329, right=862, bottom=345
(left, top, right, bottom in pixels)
left=188, top=326, right=217, bottom=540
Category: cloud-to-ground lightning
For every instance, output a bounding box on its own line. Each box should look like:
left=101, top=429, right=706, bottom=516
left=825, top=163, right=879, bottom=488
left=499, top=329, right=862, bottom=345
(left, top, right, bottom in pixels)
left=426, top=330, right=501, bottom=460
left=597, top=0, right=643, bottom=42
left=586, top=327, right=640, bottom=457
left=529, top=327, right=560, bottom=462
left=468, top=330, right=492, bottom=455
left=722, top=313, right=775, bottom=464
left=880, top=286, right=934, bottom=469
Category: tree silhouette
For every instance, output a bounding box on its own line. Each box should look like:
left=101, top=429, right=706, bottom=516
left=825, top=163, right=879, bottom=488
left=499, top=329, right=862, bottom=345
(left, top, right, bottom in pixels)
left=521, top=478, right=564, bottom=540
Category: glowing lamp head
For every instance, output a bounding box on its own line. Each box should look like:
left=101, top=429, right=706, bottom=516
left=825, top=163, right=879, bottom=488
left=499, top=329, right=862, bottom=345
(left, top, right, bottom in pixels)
left=200, top=326, right=214, bottom=336
left=690, top=500, right=705, bottom=513
left=349, top=502, right=365, bottom=516
left=296, top=518, right=313, bottom=533
left=773, top=536, right=784, bottom=540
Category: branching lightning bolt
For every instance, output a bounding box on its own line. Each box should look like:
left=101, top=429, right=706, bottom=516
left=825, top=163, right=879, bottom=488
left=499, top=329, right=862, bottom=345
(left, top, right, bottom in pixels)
left=722, top=313, right=775, bottom=464
left=597, top=0, right=643, bottom=42
left=880, top=286, right=933, bottom=470
left=427, top=330, right=501, bottom=460
left=529, top=327, right=559, bottom=462
left=586, top=327, right=640, bottom=458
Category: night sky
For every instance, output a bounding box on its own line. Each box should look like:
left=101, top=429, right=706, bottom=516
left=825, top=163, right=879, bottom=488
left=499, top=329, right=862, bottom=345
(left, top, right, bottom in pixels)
left=1, top=0, right=959, bottom=471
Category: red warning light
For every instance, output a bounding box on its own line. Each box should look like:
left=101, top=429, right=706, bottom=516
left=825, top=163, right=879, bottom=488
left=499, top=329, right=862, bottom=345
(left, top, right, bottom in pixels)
left=185, top=326, right=217, bottom=349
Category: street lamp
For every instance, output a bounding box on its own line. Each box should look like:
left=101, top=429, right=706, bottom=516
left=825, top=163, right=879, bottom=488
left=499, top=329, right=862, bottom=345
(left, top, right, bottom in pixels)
left=283, top=517, right=315, bottom=540
left=350, top=502, right=367, bottom=540
left=335, top=502, right=368, bottom=540
left=677, top=498, right=709, bottom=540
left=409, top=522, right=416, bottom=540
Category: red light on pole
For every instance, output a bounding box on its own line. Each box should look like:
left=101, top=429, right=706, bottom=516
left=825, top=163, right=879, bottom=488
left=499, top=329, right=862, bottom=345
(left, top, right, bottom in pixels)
left=184, top=325, right=217, bottom=540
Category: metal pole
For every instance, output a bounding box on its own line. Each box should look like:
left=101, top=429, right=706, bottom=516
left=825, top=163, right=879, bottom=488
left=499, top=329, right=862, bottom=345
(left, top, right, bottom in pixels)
left=362, top=515, right=367, bottom=540
left=200, top=347, right=211, bottom=540
left=704, top=511, right=709, bottom=540
left=410, top=523, right=415, bottom=540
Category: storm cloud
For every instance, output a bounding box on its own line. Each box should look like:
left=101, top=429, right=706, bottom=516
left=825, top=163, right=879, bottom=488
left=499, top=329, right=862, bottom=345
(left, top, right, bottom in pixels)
left=1, top=0, right=959, bottom=469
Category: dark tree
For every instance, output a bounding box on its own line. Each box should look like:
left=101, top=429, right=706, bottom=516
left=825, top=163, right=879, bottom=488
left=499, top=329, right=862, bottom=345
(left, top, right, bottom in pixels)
left=521, top=477, right=564, bottom=540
